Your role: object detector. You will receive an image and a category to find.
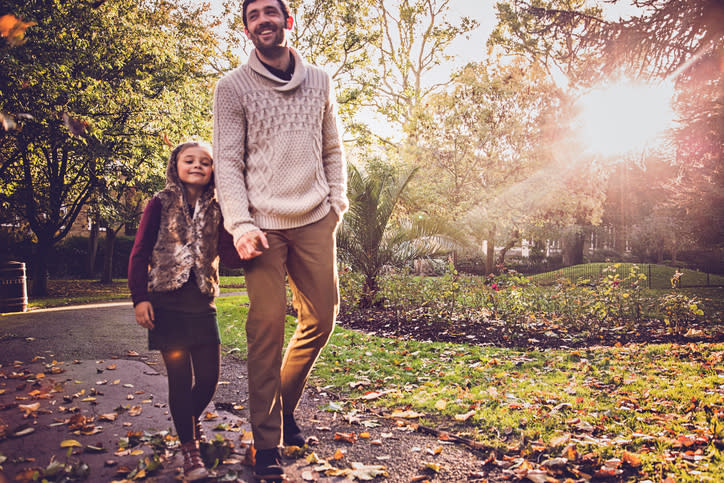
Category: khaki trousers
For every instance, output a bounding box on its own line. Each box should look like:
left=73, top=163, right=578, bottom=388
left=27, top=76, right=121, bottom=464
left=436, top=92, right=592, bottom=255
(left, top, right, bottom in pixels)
left=243, top=210, right=339, bottom=450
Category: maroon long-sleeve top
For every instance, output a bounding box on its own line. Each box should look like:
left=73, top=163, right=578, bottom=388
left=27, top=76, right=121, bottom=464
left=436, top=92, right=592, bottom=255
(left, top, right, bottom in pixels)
left=128, top=197, right=242, bottom=306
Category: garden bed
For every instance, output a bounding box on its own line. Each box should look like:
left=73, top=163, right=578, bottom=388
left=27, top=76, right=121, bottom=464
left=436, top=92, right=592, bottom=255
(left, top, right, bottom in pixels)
left=338, top=307, right=724, bottom=350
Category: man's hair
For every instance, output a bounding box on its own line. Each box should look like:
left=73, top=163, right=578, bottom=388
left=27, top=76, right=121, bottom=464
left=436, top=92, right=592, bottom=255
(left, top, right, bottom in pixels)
left=242, top=0, right=291, bottom=29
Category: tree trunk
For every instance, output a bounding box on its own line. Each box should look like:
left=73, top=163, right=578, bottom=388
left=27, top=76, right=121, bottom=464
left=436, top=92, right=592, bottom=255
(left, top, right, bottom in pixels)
left=30, top=238, right=51, bottom=296
left=496, top=230, right=520, bottom=266
left=87, top=216, right=99, bottom=278
left=100, top=229, right=117, bottom=284
left=561, top=228, right=584, bottom=266
left=486, top=227, right=496, bottom=275
left=361, top=273, right=380, bottom=308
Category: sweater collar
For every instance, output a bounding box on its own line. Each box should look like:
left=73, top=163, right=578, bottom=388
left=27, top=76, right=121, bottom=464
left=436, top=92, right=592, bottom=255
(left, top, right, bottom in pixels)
left=248, top=47, right=306, bottom=92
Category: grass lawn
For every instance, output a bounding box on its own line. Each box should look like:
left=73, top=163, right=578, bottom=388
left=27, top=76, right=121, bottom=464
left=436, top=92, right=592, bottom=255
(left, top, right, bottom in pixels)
left=529, top=262, right=724, bottom=289
left=216, top=292, right=724, bottom=482
left=24, top=276, right=247, bottom=309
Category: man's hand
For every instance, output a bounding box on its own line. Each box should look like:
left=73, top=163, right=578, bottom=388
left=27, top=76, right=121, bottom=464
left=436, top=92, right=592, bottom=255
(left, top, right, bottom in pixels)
left=236, top=230, right=269, bottom=259
left=134, top=301, right=155, bottom=330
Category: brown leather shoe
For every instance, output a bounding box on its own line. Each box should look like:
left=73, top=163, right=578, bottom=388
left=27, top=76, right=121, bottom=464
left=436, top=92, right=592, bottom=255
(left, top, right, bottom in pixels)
left=181, top=440, right=208, bottom=481
left=253, top=447, right=285, bottom=481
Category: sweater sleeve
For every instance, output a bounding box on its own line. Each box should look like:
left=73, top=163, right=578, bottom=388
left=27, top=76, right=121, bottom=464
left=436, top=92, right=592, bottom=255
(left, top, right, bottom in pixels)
left=321, top=76, right=349, bottom=219
left=213, top=75, right=258, bottom=245
left=128, top=197, right=161, bottom=306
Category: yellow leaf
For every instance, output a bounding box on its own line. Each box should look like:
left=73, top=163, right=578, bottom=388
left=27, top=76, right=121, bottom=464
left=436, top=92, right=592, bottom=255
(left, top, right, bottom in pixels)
left=424, top=462, right=442, bottom=473
left=60, top=439, right=82, bottom=448
left=389, top=409, right=424, bottom=419
left=130, top=449, right=144, bottom=456
left=434, top=400, right=447, bottom=411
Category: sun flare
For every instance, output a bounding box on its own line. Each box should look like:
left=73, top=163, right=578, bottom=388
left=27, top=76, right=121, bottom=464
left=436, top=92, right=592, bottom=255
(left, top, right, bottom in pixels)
left=575, top=80, right=676, bottom=158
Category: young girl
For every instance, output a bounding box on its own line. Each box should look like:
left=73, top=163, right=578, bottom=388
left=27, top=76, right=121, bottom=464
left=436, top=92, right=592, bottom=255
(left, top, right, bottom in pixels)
left=128, top=140, right=240, bottom=481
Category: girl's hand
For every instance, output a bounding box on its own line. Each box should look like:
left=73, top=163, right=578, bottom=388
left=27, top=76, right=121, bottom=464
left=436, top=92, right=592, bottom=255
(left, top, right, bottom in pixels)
left=134, top=301, right=155, bottom=330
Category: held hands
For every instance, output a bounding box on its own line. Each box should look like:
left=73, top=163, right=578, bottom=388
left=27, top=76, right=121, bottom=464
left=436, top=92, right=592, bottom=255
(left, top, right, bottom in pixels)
left=236, top=230, right=269, bottom=260
left=134, top=301, right=155, bottom=330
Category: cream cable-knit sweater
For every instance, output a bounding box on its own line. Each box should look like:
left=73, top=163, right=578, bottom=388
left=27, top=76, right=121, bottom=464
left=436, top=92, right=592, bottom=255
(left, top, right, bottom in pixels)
left=213, top=47, right=348, bottom=245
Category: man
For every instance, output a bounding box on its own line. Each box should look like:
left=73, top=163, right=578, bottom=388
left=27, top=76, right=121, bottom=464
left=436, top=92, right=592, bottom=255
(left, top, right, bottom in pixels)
left=212, top=0, right=348, bottom=480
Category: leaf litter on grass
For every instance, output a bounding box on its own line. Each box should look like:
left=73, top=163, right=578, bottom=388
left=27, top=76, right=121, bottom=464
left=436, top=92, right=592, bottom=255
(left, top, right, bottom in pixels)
left=311, top=327, right=724, bottom=481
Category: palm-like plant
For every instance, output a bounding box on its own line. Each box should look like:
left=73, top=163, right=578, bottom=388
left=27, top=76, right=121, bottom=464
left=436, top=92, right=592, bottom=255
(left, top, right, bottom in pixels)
left=337, top=164, right=459, bottom=307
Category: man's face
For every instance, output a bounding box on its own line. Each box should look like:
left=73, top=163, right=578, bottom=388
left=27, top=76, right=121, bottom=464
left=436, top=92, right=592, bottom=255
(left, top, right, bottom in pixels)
left=244, top=0, right=291, bottom=53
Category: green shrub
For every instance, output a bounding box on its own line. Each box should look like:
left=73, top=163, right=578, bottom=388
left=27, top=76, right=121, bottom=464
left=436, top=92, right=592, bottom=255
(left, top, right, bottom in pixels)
left=338, top=263, right=716, bottom=335
left=660, top=293, right=705, bottom=336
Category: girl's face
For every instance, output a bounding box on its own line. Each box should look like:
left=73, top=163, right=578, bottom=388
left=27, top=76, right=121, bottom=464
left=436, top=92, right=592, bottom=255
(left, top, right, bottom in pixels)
left=176, top=145, right=213, bottom=189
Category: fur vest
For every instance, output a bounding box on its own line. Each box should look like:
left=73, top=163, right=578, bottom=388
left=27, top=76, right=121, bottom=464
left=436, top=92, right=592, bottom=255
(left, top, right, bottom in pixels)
left=147, top=179, right=221, bottom=297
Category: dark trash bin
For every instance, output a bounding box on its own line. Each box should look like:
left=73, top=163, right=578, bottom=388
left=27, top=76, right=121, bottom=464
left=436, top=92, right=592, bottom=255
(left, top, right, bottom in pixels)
left=0, top=261, right=28, bottom=313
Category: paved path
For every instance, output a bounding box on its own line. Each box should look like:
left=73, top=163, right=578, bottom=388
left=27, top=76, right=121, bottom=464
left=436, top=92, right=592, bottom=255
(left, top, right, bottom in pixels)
left=0, top=303, right=254, bottom=482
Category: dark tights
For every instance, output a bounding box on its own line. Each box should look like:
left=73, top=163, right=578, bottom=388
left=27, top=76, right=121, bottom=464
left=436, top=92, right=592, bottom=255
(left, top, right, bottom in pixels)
left=161, top=344, right=220, bottom=444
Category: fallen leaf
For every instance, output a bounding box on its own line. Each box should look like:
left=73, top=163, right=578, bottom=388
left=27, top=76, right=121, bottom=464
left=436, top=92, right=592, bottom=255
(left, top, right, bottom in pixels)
left=454, top=409, right=476, bottom=422
left=622, top=451, right=641, bottom=467
left=12, top=425, right=35, bottom=437
left=424, top=462, right=442, bottom=473
left=18, top=402, right=40, bottom=418
left=302, top=469, right=318, bottom=481
left=349, top=462, right=388, bottom=480
left=60, top=439, right=82, bottom=448
left=389, top=409, right=424, bottom=419
left=334, top=432, right=357, bottom=444
left=128, top=405, right=142, bottom=416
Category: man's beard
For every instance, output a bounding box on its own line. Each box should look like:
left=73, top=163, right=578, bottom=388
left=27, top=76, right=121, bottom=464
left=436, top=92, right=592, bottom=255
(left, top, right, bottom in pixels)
left=250, top=22, right=286, bottom=57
